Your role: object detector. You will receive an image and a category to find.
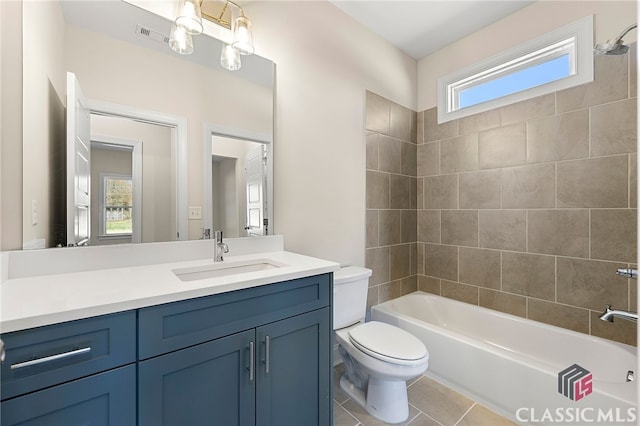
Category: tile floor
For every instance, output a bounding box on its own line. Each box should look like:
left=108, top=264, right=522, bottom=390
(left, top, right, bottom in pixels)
left=333, top=365, right=517, bottom=426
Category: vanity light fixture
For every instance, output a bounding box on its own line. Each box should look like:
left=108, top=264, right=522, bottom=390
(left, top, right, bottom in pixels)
left=220, top=43, right=241, bottom=71
left=175, top=0, right=204, bottom=35
left=169, top=0, right=255, bottom=71
left=169, top=22, right=194, bottom=55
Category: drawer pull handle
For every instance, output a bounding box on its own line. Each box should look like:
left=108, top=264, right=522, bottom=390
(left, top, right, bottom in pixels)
left=10, top=347, right=91, bottom=370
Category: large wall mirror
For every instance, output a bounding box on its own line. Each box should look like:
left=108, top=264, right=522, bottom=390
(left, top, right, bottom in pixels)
left=21, top=0, right=274, bottom=249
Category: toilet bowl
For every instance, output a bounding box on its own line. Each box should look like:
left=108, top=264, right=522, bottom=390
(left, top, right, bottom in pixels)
left=333, top=267, right=429, bottom=424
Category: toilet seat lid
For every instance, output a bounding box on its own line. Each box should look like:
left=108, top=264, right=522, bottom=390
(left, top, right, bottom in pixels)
left=348, top=321, right=428, bottom=365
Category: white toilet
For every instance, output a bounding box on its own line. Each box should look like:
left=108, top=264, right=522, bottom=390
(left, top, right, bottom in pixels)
left=333, top=267, right=429, bottom=424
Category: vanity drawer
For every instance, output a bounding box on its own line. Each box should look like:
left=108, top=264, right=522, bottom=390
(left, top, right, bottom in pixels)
left=138, top=273, right=331, bottom=359
left=1, top=311, right=136, bottom=400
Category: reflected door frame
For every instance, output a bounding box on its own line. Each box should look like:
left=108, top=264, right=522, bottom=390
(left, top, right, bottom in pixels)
left=203, top=124, right=273, bottom=237
left=88, top=99, right=188, bottom=241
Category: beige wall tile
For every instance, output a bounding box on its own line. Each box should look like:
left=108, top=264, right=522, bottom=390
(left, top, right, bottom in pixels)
left=479, top=289, right=526, bottom=317
left=365, top=209, right=378, bottom=248
left=401, top=141, right=417, bottom=176
left=365, top=91, right=390, bottom=134
left=441, top=280, right=479, bottom=305
left=401, top=275, right=418, bottom=295
left=526, top=109, right=589, bottom=164
left=390, top=174, right=411, bottom=209
left=502, top=163, right=555, bottom=209
left=499, top=93, right=555, bottom=126
left=418, top=275, right=440, bottom=294
left=379, top=280, right=404, bottom=303
left=417, top=178, right=424, bottom=210
left=424, top=174, right=458, bottom=209
left=365, top=246, right=389, bottom=286
left=528, top=209, right=589, bottom=257
left=459, top=170, right=501, bottom=209
left=591, top=209, right=637, bottom=263
left=410, top=243, right=418, bottom=275
left=424, top=243, right=458, bottom=281
left=631, top=155, right=637, bottom=208
left=378, top=135, right=402, bottom=174
left=557, top=53, right=628, bottom=113
left=417, top=142, right=439, bottom=177
left=390, top=244, right=411, bottom=281
left=478, top=123, right=526, bottom=170
left=365, top=132, right=379, bottom=170
left=459, top=247, right=500, bottom=289
left=502, top=252, right=555, bottom=300
left=366, top=171, right=389, bottom=209
left=591, top=98, right=637, bottom=156
left=441, top=210, right=478, bottom=247
left=418, top=210, right=440, bottom=243
left=390, top=102, right=413, bottom=142
left=423, top=107, right=458, bottom=142
left=410, top=177, right=418, bottom=209
left=557, top=156, right=628, bottom=208
left=441, top=134, right=479, bottom=173
left=478, top=210, right=526, bottom=252
left=527, top=298, right=589, bottom=334
left=557, top=257, right=628, bottom=311
left=378, top=209, right=401, bottom=246
left=401, top=210, right=417, bottom=243
left=458, top=108, right=500, bottom=135
left=417, top=111, right=424, bottom=144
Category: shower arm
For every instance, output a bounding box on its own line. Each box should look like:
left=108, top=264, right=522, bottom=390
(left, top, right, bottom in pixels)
left=613, top=23, right=637, bottom=43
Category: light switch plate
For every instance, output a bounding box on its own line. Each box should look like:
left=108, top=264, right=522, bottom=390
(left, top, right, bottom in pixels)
left=188, top=206, right=202, bottom=220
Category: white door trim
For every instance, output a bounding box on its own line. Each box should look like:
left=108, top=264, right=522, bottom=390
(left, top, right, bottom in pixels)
left=87, top=99, right=188, bottom=241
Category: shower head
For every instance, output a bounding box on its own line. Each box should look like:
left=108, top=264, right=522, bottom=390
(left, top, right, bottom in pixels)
left=594, top=23, right=637, bottom=55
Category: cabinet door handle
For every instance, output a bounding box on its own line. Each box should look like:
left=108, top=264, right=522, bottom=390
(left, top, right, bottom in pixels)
left=10, top=347, right=91, bottom=370
left=264, top=335, right=270, bottom=374
left=0, top=339, right=5, bottom=363
left=248, top=341, right=255, bottom=381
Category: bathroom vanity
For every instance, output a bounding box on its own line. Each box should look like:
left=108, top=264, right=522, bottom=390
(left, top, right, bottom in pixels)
left=0, top=237, right=338, bottom=426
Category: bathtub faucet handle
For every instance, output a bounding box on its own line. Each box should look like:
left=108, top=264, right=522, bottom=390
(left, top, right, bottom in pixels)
left=616, top=268, right=637, bottom=279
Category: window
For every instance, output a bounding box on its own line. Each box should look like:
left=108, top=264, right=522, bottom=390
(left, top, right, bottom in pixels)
left=437, top=16, right=593, bottom=123
left=103, top=175, right=133, bottom=235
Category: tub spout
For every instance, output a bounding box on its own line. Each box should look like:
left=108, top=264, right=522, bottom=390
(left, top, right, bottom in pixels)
left=599, top=305, right=638, bottom=322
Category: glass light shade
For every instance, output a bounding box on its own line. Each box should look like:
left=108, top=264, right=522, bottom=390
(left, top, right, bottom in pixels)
left=232, top=15, right=254, bottom=55
left=169, top=22, right=194, bottom=55
left=175, top=0, right=203, bottom=35
left=220, top=43, right=241, bottom=71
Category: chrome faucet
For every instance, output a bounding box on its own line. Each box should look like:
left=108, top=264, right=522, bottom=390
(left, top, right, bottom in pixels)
left=213, top=230, right=229, bottom=262
left=599, top=305, right=638, bottom=323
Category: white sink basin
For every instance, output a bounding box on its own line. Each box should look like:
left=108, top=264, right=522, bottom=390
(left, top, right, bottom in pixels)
left=173, top=259, right=288, bottom=282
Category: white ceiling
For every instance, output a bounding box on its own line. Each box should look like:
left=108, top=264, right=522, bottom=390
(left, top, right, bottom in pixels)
left=329, top=0, right=535, bottom=59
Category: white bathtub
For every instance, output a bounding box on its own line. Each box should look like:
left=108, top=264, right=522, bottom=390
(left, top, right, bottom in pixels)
left=371, top=292, right=638, bottom=425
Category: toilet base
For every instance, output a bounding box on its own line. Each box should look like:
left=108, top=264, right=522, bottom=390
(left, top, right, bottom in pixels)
left=340, top=375, right=409, bottom=424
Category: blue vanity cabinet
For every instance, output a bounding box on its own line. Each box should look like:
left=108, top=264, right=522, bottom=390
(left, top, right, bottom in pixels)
left=138, top=329, right=256, bottom=426
left=0, top=311, right=137, bottom=426
left=137, top=273, right=333, bottom=426
left=256, top=307, right=331, bottom=426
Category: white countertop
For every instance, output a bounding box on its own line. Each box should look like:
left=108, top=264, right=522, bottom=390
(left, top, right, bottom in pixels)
left=1, top=250, right=340, bottom=333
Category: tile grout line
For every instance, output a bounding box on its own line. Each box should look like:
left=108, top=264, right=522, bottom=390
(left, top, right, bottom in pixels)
left=454, top=402, right=477, bottom=426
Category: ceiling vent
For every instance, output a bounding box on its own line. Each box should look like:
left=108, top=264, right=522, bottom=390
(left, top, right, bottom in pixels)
left=135, top=24, right=170, bottom=45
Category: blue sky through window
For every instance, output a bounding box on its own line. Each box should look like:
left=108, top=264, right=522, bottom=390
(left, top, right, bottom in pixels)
left=458, top=54, right=571, bottom=109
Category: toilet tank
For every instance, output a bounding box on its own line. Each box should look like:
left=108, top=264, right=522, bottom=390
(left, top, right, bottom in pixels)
left=333, top=266, right=372, bottom=329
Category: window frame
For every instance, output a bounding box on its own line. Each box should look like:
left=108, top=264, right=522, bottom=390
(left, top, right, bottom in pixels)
left=437, top=15, right=593, bottom=124
left=100, top=173, right=134, bottom=238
